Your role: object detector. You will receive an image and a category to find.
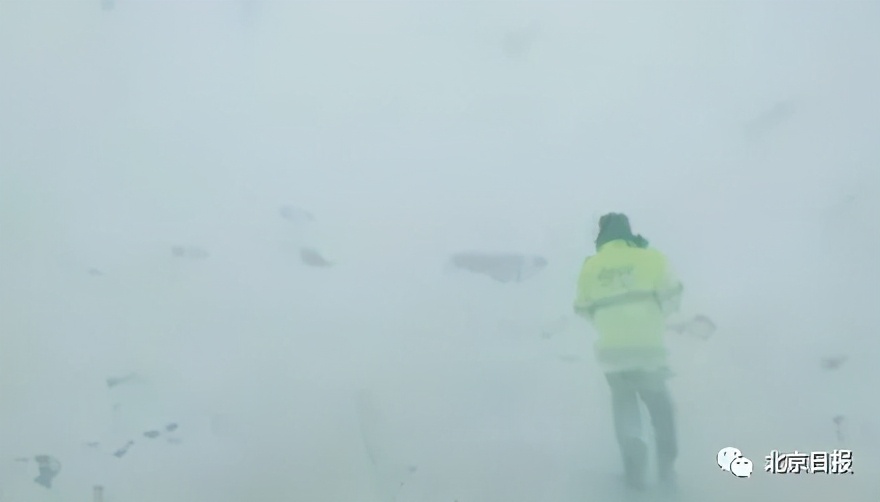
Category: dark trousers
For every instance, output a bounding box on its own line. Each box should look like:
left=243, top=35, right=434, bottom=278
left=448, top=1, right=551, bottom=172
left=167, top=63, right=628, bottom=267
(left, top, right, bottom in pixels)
left=605, top=369, right=678, bottom=483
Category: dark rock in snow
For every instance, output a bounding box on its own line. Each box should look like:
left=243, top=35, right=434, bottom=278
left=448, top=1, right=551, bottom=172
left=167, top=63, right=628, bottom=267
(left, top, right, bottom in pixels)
left=448, top=252, right=547, bottom=283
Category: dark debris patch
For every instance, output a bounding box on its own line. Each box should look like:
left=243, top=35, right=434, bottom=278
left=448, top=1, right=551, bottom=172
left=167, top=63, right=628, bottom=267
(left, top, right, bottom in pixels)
left=106, top=373, right=137, bottom=388
left=821, top=355, right=848, bottom=371
left=113, top=441, right=134, bottom=458
left=448, top=252, right=548, bottom=284
left=171, top=245, right=209, bottom=260
left=300, top=247, right=333, bottom=267
left=33, top=455, right=61, bottom=489
left=279, top=205, right=316, bottom=224
left=833, top=415, right=847, bottom=443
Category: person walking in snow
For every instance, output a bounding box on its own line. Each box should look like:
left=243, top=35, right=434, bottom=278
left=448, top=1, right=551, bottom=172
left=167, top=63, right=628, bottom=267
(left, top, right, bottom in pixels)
left=573, top=213, right=683, bottom=490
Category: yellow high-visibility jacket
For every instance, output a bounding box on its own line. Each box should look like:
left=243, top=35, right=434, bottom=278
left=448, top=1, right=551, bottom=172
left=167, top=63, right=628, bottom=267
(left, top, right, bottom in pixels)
left=573, top=240, right=683, bottom=372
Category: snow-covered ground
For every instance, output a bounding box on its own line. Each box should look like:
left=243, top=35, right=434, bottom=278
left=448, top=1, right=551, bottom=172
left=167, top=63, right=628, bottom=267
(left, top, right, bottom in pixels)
left=2, top=1, right=879, bottom=501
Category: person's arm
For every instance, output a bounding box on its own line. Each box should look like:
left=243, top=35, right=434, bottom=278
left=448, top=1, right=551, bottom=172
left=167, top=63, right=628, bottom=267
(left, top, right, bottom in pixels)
left=573, top=257, right=595, bottom=319
left=653, top=252, right=684, bottom=316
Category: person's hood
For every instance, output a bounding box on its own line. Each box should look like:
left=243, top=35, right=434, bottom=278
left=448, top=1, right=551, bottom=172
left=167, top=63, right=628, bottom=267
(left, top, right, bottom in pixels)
left=595, top=213, right=648, bottom=250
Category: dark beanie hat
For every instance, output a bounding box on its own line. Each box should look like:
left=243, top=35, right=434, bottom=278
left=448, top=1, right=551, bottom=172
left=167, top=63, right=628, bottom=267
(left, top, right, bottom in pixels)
left=595, top=213, right=649, bottom=250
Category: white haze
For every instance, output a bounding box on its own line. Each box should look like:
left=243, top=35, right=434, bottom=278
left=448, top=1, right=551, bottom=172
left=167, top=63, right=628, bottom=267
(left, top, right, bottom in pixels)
left=1, top=1, right=879, bottom=501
